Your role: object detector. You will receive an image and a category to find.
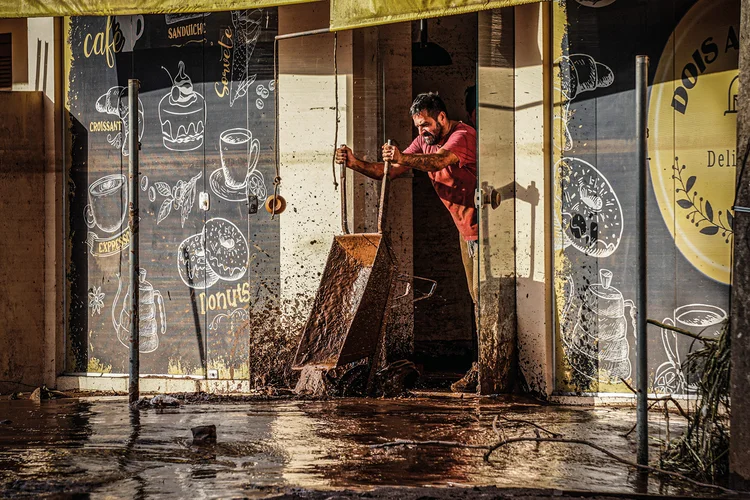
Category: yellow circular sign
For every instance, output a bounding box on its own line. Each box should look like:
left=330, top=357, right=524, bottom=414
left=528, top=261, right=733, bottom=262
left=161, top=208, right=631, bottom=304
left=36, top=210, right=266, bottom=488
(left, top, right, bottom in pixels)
left=649, top=0, right=739, bottom=284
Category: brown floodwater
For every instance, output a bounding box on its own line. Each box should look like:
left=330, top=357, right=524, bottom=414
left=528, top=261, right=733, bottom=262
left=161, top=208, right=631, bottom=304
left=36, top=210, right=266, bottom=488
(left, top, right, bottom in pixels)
left=0, top=394, right=713, bottom=499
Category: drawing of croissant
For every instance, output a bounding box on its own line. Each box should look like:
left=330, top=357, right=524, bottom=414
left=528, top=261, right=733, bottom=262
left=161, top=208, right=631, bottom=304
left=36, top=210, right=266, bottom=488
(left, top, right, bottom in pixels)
left=230, top=9, right=263, bottom=107
left=95, top=86, right=145, bottom=156
left=557, top=54, right=614, bottom=101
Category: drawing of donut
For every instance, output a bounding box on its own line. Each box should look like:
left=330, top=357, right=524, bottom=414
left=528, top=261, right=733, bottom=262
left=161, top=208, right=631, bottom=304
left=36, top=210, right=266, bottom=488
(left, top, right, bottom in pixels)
left=204, top=218, right=249, bottom=281
left=557, top=157, right=623, bottom=257
left=177, top=232, right=220, bottom=289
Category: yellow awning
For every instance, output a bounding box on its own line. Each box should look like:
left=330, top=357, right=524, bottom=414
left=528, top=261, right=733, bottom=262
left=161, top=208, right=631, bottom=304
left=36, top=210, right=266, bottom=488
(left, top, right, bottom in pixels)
left=0, top=0, right=317, bottom=18
left=330, top=0, right=546, bottom=31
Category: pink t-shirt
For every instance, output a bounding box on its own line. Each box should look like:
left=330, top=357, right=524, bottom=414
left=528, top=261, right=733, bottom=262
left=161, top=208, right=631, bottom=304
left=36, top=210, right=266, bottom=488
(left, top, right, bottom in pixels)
left=403, top=122, right=478, bottom=241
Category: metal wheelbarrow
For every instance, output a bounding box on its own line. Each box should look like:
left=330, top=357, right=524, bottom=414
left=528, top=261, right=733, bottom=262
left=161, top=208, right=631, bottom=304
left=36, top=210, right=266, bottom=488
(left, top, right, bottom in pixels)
left=293, top=141, right=435, bottom=375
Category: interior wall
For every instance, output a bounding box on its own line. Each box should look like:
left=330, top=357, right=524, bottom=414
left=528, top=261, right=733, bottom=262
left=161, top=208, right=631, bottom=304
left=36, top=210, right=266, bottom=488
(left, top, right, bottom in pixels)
left=0, top=92, right=46, bottom=393
left=278, top=3, right=354, bottom=345
left=411, top=14, right=477, bottom=374
left=0, top=18, right=29, bottom=87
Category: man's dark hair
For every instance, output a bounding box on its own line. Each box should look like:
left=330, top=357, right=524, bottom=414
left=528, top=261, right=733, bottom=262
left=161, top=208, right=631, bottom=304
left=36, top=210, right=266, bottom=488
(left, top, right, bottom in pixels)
left=464, top=85, right=476, bottom=115
left=410, top=92, right=447, bottom=119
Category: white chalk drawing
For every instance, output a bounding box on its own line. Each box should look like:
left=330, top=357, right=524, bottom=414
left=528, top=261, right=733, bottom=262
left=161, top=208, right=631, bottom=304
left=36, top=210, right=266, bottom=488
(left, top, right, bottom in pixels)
left=140, top=175, right=149, bottom=192
left=562, top=269, right=635, bottom=384
left=575, top=0, right=617, bottom=7
left=165, top=13, right=209, bottom=25
left=554, top=54, right=614, bottom=152
left=178, top=218, right=249, bottom=289
left=209, top=307, right=250, bottom=331
left=84, top=174, right=131, bottom=257
left=153, top=172, right=202, bottom=227
left=112, top=269, right=166, bottom=354
left=557, top=157, right=623, bottom=257
left=159, top=61, right=205, bottom=152
left=95, top=86, right=145, bottom=157
left=210, top=128, right=267, bottom=202
left=88, top=286, right=105, bottom=316
left=114, top=15, right=144, bottom=52
left=654, top=304, right=727, bottom=394
left=229, top=9, right=263, bottom=107
left=255, top=82, right=272, bottom=110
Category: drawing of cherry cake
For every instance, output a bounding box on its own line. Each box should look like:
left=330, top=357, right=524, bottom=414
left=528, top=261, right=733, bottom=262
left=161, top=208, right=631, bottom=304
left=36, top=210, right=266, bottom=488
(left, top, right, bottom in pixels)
left=159, top=61, right=205, bottom=151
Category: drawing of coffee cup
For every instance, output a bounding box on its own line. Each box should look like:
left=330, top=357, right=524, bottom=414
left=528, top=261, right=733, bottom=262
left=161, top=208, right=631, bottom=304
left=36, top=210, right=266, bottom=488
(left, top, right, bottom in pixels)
left=116, top=15, right=144, bottom=52
left=84, top=174, right=128, bottom=234
left=219, top=129, right=260, bottom=190
left=674, top=304, right=727, bottom=337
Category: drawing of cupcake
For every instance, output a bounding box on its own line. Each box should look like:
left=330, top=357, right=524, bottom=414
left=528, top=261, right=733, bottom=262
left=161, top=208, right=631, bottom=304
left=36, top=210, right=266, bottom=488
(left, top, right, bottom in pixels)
left=159, top=61, right=205, bottom=152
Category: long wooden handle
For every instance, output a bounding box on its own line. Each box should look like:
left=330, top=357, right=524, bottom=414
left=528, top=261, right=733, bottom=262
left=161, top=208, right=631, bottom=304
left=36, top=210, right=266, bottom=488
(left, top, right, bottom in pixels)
left=339, top=144, right=349, bottom=234
left=378, top=139, right=393, bottom=234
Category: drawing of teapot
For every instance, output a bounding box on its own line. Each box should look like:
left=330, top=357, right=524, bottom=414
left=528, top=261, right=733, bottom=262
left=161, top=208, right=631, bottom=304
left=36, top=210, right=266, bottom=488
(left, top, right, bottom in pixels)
left=570, top=269, right=635, bottom=382
left=112, top=269, right=166, bottom=353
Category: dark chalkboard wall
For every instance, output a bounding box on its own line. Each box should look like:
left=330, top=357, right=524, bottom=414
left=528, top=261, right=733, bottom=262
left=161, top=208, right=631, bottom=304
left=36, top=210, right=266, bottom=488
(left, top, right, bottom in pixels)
left=553, top=0, right=737, bottom=393
left=66, top=10, right=279, bottom=377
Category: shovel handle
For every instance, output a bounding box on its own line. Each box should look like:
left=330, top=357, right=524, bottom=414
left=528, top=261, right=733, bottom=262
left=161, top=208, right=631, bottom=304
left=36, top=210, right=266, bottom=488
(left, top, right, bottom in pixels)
left=339, top=144, right=350, bottom=234
left=378, top=139, right=393, bottom=234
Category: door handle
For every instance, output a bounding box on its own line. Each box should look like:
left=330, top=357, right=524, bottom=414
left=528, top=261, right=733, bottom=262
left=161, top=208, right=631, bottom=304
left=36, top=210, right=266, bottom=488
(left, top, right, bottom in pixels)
left=476, top=186, right=502, bottom=210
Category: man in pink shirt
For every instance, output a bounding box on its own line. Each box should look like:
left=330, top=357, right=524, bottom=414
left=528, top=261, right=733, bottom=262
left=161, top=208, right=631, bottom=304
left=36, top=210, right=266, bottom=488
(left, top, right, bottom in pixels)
left=336, top=92, right=480, bottom=392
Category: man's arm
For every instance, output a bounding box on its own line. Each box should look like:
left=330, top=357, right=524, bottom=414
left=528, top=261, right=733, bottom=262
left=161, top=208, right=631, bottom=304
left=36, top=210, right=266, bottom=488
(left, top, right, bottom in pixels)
left=383, top=144, right=459, bottom=173
left=395, top=149, right=459, bottom=172
left=336, top=146, right=409, bottom=180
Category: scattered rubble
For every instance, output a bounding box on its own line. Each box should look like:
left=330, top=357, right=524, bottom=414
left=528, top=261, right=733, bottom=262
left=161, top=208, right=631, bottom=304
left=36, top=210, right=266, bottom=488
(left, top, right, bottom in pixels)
left=191, top=425, right=217, bottom=445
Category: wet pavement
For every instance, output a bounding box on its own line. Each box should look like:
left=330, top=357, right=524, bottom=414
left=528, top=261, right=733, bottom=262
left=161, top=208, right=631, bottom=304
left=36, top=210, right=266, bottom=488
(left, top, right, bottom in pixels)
left=0, top=393, right=712, bottom=499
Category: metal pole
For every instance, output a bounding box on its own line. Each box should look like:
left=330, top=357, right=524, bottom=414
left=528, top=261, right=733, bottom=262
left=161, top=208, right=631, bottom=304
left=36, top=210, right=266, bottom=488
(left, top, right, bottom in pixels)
left=635, top=55, right=649, bottom=466
left=128, top=79, right=140, bottom=406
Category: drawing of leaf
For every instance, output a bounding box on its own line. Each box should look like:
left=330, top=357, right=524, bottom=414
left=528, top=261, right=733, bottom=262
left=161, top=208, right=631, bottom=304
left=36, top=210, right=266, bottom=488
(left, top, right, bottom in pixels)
left=685, top=176, right=696, bottom=193
left=705, top=201, right=714, bottom=222
left=181, top=183, right=197, bottom=227
left=727, top=210, right=734, bottom=229
left=155, top=182, right=172, bottom=198
left=677, top=199, right=693, bottom=209
left=700, top=226, right=719, bottom=235
left=157, top=198, right=172, bottom=224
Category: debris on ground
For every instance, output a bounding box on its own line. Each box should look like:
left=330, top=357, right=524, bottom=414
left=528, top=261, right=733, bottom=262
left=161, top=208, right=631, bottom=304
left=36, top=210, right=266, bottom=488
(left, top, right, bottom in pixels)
left=294, top=360, right=419, bottom=398
left=660, top=322, right=731, bottom=482
left=373, top=360, right=419, bottom=397
left=28, top=386, right=71, bottom=402
left=150, top=394, right=181, bottom=407
left=191, top=425, right=217, bottom=445
left=0, top=420, right=10, bottom=425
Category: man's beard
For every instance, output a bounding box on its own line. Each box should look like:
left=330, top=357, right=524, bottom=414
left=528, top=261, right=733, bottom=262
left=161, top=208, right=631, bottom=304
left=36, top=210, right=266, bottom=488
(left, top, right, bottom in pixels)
left=422, top=123, right=443, bottom=145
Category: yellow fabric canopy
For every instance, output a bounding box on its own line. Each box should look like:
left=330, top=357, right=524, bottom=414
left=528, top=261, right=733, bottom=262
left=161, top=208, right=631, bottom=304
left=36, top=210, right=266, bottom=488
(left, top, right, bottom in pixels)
left=330, top=0, right=546, bottom=31
left=0, top=0, right=316, bottom=18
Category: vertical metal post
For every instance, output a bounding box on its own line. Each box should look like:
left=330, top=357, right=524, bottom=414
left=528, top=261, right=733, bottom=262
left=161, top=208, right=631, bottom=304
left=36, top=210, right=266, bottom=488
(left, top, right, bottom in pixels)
left=635, top=55, right=649, bottom=466
left=128, top=79, right=140, bottom=406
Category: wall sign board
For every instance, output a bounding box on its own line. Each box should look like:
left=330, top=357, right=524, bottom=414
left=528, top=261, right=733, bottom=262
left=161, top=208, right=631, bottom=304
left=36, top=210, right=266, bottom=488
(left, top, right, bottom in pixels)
left=65, top=10, right=280, bottom=378
left=552, top=0, right=737, bottom=394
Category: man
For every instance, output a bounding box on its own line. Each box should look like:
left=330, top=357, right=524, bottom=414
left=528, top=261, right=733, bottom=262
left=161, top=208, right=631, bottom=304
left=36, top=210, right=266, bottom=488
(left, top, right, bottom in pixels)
left=335, top=92, right=480, bottom=392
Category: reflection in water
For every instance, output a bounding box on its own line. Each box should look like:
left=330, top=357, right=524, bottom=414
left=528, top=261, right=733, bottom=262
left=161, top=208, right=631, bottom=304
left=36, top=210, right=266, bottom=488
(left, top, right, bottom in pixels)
left=0, top=397, right=698, bottom=497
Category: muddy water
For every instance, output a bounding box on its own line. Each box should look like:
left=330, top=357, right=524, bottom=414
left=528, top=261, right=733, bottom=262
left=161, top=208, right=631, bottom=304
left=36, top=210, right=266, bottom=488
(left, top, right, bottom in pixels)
left=0, top=395, right=700, bottom=498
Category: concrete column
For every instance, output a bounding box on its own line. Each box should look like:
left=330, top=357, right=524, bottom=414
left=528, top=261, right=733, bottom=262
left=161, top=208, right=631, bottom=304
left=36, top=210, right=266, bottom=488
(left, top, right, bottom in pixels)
left=513, top=3, right=553, bottom=396
left=477, top=8, right=517, bottom=394
left=730, top=0, right=750, bottom=484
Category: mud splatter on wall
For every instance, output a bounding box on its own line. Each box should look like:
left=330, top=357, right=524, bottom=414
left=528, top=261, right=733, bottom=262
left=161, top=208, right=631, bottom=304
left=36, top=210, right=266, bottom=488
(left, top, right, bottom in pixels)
left=552, top=0, right=736, bottom=393
left=65, top=11, right=280, bottom=378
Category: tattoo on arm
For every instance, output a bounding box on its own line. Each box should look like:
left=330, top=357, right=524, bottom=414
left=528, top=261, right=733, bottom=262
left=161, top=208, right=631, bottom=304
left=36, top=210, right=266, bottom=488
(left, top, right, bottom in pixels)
left=399, top=150, right=458, bottom=172
left=349, top=158, right=386, bottom=180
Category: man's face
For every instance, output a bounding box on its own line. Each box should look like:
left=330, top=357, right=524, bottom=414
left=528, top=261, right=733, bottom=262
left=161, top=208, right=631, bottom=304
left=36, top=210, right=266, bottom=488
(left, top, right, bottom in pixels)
left=412, top=109, right=446, bottom=145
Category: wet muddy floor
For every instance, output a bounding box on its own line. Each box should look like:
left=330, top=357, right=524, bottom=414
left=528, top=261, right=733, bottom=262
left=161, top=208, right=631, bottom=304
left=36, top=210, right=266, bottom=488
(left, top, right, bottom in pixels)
left=0, top=393, right=715, bottom=499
